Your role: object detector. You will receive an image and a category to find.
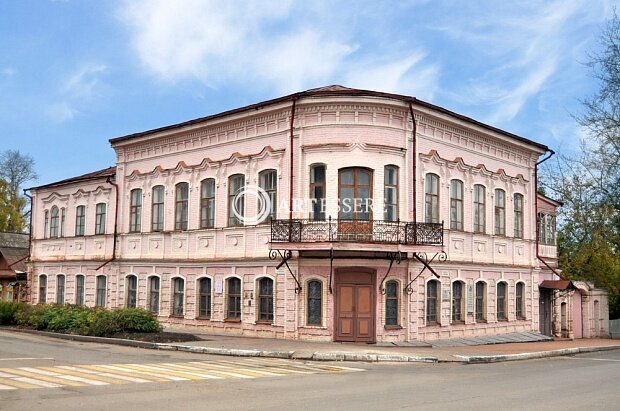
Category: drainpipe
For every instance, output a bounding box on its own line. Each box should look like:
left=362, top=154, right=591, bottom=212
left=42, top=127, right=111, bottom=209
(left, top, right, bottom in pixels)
left=408, top=101, right=417, bottom=224
left=288, top=98, right=297, bottom=221
left=535, top=149, right=566, bottom=280
left=96, top=176, right=119, bottom=271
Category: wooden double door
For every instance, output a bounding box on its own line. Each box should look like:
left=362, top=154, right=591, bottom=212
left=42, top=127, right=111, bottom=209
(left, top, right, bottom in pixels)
left=335, top=270, right=376, bottom=343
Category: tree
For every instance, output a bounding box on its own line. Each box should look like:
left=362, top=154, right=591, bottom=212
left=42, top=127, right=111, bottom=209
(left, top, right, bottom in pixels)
left=541, top=11, right=620, bottom=319
left=0, top=150, right=37, bottom=233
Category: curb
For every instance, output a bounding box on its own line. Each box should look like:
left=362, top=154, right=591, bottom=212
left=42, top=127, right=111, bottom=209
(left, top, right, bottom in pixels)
left=456, top=345, right=620, bottom=364
left=3, top=328, right=618, bottom=364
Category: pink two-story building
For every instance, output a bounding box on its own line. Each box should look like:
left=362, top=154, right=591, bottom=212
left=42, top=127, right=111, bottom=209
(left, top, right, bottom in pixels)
left=26, top=85, right=608, bottom=342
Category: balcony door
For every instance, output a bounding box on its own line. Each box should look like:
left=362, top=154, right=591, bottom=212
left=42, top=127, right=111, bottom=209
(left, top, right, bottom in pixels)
left=338, top=168, right=373, bottom=241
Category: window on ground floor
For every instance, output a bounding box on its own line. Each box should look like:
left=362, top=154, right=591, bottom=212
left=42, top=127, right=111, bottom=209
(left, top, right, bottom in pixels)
left=148, top=276, right=160, bottom=313
left=426, top=280, right=439, bottom=325
left=226, top=277, right=241, bottom=320
left=451, top=281, right=464, bottom=323
left=126, top=275, right=137, bottom=308
left=516, top=282, right=525, bottom=319
left=75, top=275, right=85, bottom=306
left=475, top=281, right=487, bottom=322
left=172, top=278, right=185, bottom=316
left=496, top=282, right=507, bottom=320
left=385, top=280, right=399, bottom=326
left=198, top=277, right=211, bottom=319
left=307, top=280, right=322, bottom=326
left=39, top=275, right=47, bottom=304
left=56, top=274, right=65, bottom=305
left=257, top=277, right=274, bottom=323
left=95, top=275, right=107, bottom=307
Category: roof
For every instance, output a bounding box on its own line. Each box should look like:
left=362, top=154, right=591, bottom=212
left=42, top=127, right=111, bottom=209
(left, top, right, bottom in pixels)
left=537, top=192, right=564, bottom=207
left=539, top=280, right=574, bottom=290
left=0, top=246, right=28, bottom=272
left=109, top=85, right=549, bottom=152
left=0, top=232, right=28, bottom=249
left=28, top=166, right=116, bottom=191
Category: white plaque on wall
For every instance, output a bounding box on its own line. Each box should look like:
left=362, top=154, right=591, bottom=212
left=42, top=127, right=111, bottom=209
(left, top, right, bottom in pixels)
left=215, top=279, right=223, bottom=294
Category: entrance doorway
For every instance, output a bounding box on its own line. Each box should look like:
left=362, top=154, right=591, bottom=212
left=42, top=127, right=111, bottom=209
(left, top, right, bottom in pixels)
left=334, top=269, right=375, bottom=343
left=539, top=288, right=552, bottom=336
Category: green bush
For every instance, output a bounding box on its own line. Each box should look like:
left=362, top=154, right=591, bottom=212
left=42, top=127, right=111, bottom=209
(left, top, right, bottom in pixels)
left=1, top=303, right=161, bottom=337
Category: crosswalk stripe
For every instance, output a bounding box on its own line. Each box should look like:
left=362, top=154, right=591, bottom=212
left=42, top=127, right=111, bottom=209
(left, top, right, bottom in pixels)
left=186, top=361, right=284, bottom=377
left=0, top=368, right=84, bottom=387
left=56, top=366, right=150, bottom=384
left=0, top=383, right=16, bottom=390
left=202, top=360, right=311, bottom=375
left=0, top=378, right=41, bottom=389
left=117, top=364, right=206, bottom=380
left=100, top=364, right=192, bottom=381
left=78, top=365, right=169, bottom=383
left=39, top=367, right=127, bottom=385
left=167, top=362, right=273, bottom=378
left=20, top=367, right=107, bottom=386
left=154, top=363, right=225, bottom=379
left=13, top=376, right=63, bottom=388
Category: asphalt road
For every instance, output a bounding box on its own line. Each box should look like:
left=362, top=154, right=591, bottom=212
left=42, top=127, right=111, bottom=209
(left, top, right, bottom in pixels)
left=0, top=331, right=618, bottom=411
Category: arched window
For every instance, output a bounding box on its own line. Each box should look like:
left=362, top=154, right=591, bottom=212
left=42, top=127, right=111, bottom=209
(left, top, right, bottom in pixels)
left=259, top=170, right=277, bottom=222
left=310, top=164, right=326, bottom=220
left=451, top=281, right=464, bottom=323
left=175, top=183, right=189, bottom=230
left=258, top=277, right=274, bottom=323
left=425, top=174, right=439, bottom=223
left=384, top=166, right=399, bottom=222
left=385, top=280, right=399, bottom=326
left=95, top=203, right=107, bottom=235
left=307, top=280, right=322, bottom=325
left=151, top=186, right=165, bottom=232
left=226, top=277, right=241, bottom=320
left=126, top=275, right=138, bottom=308
left=339, top=168, right=372, bottom=221
left=50, top=206, right=59, bottom=238
left=60, top=208, right=66, bottom=237
left=56, top=274, right=65, bottom=305
left=75, top=205, right=85, bottom=236
left=129, top=189, right=142, bottom=232
left=514, top=193, right=524, bottom=238
left=475, top=282, right=487, bottom=322
left=426, top=280, right=439, bottom=324
left=495, top=189, right=506, bottom=235
left=172, top=278, right=185, bottom=316
left=39, top=275, right=47, bottom=304
left=516, top=282, right=525, bottom=319
left=198, top=278, right=212, bottom=318
left=473, top=185, right=486, bottom=233
left=228, top=175, right=245, bottom=227
left=450, top=180, right=463, bottom=230
left=95, top=275, right=107, bottom=307
left=75, top=274, right=85, bottom=306
left=200, top=179, right=216, bottom=229
left=497, top=282, right=507, bottom=320
left=147, top=276, right=160, bottom=313
left=44, top=210, right=49, bottom=239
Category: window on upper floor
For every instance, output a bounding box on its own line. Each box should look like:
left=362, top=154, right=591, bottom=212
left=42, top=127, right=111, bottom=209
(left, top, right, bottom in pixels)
left=75, top=205, right=85, bottom=237
left=307, top=280, right=322, bottom=326
left=257, top=277, right=274, bottom=323
left=426, top=280, right=439, bottom=325
left=385, top=280, right=399, bottom=326
left=259, top=170, right=277, bottom=223
left=200, top=179, right=215, bottom=229
left=175, top=183, right=189, bottom=231
left=452, top=281, right=464, bottom=323
left=198, top=277, right=211, bottom=319
left=152, top=186, right=165, bottom=232
left=50, top=206, right=59, bottom=238
left=514, top=193, right=524, bottom=238
left=310, top=164, right=326, bottom=221
left=60, top=208, right=66, bottom=237
left=44, top=210, right=49, bottom=239
left=538, top=212, right=557, bottom=245
left=38, top=275, right=47, bottom=303
left=473, top=185, right=486, bottom=233
left=339, top=168, right=372, bottom=221
left=450, top=180, right=463, bottom=231
left=495, top=189, right=506, bottom=235
left=95, top=203, right=106, bottom=235
left=425, top=174, right=439, bottom=223
left=496, top=282, right=507, bottom=320
left=126, top=275, right=137, bottom=308
left=384, top=166, right=398, bottom=222
left=56, top=274, right=65, bottom=305
left=129, top=189, right=142, bottom=233
left=228, top=175, right=245, bottom=227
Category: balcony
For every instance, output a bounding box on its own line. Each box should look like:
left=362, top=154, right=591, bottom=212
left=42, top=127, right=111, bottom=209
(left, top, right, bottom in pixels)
left=270, top=218, right=443, bottom=253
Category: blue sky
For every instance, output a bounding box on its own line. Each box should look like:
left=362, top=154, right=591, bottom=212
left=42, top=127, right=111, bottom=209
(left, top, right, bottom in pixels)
left=0, top=0, right=614, bottom=187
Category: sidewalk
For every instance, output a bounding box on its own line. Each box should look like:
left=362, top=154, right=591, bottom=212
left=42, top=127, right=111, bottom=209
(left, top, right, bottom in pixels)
left=162, top=327, right=620, bottom=363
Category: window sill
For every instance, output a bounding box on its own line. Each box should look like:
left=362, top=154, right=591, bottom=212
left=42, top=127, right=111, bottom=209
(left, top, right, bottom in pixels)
left=196, top=316, right=211, bottom=321
left=224, top=318, right=241, bottom=323
left=497, top=318, right=508, bottom=322
left=475, top=319, right=487, bottom=324
left=450, top=320, right=465, bottom=325
left=384, top=325, right=402, bottom=330
left=301, top=324, right=327, bottom=329
left=168, top=314, right=184, bottom=319
left=516, top=316, right=526, bottom=321
left=255, top=320, right=274, bottom=325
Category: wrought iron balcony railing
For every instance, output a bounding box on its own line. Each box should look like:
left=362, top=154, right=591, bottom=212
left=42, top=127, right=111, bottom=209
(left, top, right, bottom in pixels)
left=270, top=217, right=443, bottom=246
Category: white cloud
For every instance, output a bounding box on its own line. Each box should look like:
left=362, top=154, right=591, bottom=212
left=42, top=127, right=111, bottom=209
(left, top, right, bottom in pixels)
left=48, top=102, right=79, bottom=123
left=117, top=0, right=438, bottom=95
left=63, top=64, right=107, bottom=98
left=1, top=67, right=16, bottom=77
